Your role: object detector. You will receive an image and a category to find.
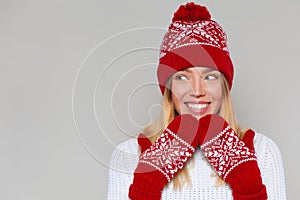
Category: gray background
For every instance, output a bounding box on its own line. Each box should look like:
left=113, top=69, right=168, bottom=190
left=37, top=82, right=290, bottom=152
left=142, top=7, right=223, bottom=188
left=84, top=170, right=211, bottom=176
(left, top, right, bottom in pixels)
left=1, top=0, right=299, bottom=199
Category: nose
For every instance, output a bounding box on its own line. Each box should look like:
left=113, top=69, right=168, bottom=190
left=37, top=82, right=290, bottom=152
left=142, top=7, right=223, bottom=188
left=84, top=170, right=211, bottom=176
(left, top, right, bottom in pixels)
left=189, top=77, right=207, bottom=97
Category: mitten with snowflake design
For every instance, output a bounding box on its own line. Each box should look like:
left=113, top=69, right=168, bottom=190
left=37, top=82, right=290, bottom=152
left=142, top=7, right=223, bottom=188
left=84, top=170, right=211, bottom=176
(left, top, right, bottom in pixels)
left=128, top=114, right=198, bottom=200
left=199, top=114, right=267, bottom=200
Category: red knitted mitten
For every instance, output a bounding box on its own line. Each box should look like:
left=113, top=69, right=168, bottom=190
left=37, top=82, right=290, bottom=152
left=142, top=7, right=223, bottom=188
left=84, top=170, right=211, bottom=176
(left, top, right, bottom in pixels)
left=128, top=114, right=198, bottom=200
left=199, top=114, right=267, bottom=200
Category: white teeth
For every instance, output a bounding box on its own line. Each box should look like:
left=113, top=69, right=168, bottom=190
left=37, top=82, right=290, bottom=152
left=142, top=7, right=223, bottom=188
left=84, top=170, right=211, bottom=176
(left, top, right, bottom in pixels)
left=186, top=103, right=208, bottom=110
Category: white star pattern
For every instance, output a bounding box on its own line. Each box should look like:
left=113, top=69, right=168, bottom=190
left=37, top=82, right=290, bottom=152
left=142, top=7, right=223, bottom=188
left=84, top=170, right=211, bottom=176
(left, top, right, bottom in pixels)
left=201, top=126, right=257, bottom=180
left=139, top=128, right=194, bottom=182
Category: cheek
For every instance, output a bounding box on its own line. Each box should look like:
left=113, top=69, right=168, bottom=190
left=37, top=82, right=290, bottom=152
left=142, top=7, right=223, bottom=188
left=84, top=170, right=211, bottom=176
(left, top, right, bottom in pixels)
left=207, top=84, right=223, bottom=114
left=171, top=83, right=188, bottom=113
left=207, top=82, right=223, bottom=103
left=171, top=81, right=186, bottom=100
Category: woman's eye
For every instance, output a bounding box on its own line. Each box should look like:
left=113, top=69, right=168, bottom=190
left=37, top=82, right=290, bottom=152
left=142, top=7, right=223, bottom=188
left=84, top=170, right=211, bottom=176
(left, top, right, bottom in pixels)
left=205, top=74, right=217, bottom=80
left=175, top=74, right=188, bottom=80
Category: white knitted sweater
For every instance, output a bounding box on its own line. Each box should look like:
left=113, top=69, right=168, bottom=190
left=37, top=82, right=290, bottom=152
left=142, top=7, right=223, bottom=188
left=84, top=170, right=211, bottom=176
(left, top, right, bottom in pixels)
left=107, top=132, right=287, bottom=200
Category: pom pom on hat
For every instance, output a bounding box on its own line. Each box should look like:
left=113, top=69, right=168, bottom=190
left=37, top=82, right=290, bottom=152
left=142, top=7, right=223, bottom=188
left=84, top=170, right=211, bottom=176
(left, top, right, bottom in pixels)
left=172, top=2, right=211, bottom=22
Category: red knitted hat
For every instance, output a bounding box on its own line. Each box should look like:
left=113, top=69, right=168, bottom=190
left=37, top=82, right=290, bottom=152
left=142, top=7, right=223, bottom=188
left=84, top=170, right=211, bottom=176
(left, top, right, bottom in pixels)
left=157, top=2, right=234, bottom=94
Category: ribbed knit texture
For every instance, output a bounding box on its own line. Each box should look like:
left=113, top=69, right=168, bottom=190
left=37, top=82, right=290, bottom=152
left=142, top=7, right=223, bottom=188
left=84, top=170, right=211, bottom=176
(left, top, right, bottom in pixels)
left=107, top=132, right=287, bottom=200
left=128, top=170, right=166, bottom=200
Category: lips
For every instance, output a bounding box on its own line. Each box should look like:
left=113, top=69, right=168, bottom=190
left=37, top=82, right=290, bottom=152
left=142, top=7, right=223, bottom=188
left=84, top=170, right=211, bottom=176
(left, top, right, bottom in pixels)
left=185, top=103, right=209, bottom=109
left=184, top=101, right=210, bottom=115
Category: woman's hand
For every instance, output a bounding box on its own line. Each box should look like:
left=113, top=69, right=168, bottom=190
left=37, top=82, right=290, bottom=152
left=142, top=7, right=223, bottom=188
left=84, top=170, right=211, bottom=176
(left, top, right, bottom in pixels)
left=198, top=114, right=267, bottom=200
left=128, top=114, right=198, bottom=200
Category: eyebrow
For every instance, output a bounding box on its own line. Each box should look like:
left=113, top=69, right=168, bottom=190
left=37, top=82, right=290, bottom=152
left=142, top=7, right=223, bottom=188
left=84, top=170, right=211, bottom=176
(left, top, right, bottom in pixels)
left=183, top=68, right=217, bottom=73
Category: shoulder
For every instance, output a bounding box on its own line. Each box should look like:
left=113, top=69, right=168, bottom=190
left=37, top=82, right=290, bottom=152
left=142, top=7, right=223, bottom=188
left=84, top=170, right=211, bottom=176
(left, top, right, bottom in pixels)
left=114, top=138, right=139, bottom=153
left=253, top=131, right=285, bottom=170
left=109, top=138, right=140, bottom=174
left=253, top=132, right=282, bottom=156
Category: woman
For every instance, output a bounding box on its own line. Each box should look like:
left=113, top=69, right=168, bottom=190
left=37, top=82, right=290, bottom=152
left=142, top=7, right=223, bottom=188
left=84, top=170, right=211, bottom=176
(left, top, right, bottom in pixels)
left=107, top=2, right=287, bottom=199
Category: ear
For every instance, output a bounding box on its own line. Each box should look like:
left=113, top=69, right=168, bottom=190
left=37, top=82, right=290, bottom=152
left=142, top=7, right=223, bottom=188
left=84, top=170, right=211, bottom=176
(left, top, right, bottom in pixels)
left=137, top=133, right=152, bottom=153
left=241, top=129, right=256, bottom=151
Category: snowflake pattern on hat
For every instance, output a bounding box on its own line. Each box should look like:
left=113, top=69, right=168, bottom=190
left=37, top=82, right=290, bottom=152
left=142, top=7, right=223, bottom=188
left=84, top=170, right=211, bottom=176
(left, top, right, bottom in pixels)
left=160, top=20, right=228, bottom=59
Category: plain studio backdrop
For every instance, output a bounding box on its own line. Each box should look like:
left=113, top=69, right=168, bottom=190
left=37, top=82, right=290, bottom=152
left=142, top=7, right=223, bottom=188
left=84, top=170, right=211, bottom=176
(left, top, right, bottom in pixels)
left=1, top=0, right=299, bottom=199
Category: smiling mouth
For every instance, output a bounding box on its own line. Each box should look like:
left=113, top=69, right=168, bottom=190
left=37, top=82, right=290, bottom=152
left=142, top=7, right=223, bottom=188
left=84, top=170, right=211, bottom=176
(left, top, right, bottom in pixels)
left=185, top=103, right=210, bottom=110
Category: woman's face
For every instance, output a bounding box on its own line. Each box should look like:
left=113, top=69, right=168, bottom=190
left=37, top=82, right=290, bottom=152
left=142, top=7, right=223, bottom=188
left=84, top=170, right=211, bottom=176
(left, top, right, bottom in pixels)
left=171, top=66, right=224, bottom=119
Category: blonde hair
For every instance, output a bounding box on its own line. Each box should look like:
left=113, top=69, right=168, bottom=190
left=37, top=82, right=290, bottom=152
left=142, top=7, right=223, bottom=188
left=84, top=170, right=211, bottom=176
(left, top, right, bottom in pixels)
left=142, top=73, right=247, bottom=189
